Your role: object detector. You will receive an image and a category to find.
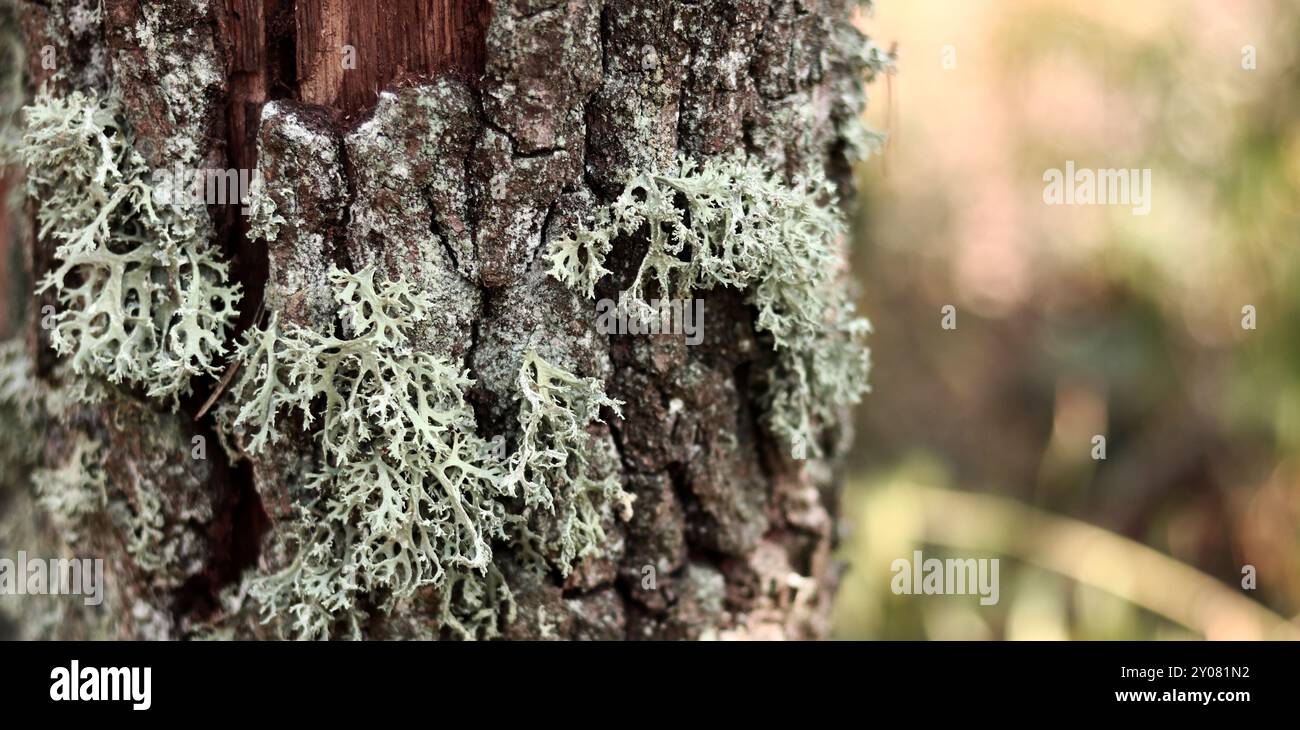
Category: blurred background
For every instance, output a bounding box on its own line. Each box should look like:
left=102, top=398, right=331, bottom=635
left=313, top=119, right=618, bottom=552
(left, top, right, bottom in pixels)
left=835, top=0, right=1300, bottom=639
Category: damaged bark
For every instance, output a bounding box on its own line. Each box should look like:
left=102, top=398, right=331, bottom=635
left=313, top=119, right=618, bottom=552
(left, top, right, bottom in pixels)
left=1, top=0, right=880, bottom=640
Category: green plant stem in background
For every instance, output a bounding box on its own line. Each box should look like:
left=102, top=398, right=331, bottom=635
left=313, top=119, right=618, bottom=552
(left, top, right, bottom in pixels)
left=865, top=481, right=1300, bottom=640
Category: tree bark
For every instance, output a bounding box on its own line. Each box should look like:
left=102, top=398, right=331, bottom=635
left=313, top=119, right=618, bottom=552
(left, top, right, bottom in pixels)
left=1, top=0, right=877, bottom=640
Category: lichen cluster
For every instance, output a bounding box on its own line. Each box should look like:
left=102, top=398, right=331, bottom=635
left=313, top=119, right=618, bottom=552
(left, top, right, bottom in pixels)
left=505, top=349, right=632, bottom=571
left=30, top=435, right=108, bottom=543
left=547, top=153, right=871, bottom=455
left=226, top=266, right=627, bottom=639
left=833, top=11, right=895, bottom=165
left=2, top=338, right=206, bottom=584
left=0, top=342, right=92, bottom=638
left=15, top=88, right=240, bottom=404
left=0, top=340, right=40, bottom=437
left=11, top=87, right=630, bottom=639
left=0, top=341, right=93, bottom=520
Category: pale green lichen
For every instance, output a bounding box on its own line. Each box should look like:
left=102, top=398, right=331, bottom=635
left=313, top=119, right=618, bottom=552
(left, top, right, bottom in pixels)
left=545, top=213, right=613, bottom=299
left=227, top=266, right=509, bottom=638
left=840, top=115, right=888, bottom=164
left=0, top=340, right=115, bottom=640
left=18, top=387, right=196, bottom=582
left=835, top=26, right=895, bottom=164
left=546, top=153, right=872, bottom=455
left=505, top=348, right=632, bottom=571
left=0, top=340, right=40, bottom=427
left=855, top=35, right=897, bottom=78
left=0, top=341, right=44, bottom=491
left=31, top=435, right=108, bottom=544
left=245, top=171, right=285, bottom=243
left=0, top=342, right=81, bottom=506
left=15, top=88, right=240, bottom=404
left=225, top=266, right=627, bottom=639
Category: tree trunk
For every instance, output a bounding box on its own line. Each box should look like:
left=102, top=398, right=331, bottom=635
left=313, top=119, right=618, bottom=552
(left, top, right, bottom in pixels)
left=0, top=0, right=880, bottom=640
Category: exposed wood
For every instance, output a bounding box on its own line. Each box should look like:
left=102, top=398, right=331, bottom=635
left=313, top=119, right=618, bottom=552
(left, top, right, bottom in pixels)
left=296, top=0, right=491, bottom=118
left=216, top=0, right=267, bottom=174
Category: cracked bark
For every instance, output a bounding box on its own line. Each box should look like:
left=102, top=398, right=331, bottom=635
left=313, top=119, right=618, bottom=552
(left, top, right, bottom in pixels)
left=4, top=0, right=874, bottom=640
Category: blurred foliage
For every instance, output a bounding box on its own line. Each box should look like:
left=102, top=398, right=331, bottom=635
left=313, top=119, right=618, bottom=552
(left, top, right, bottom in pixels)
left=838, top=0, right=1300, bottom=639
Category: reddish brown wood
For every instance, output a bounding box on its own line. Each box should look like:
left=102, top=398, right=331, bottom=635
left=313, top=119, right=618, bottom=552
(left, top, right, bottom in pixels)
left=296, top=0, right=491, bottom=118
left=216, top=0, right=268, bottom=173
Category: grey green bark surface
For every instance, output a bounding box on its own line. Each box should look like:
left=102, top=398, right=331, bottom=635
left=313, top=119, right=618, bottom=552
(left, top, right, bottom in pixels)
left=0, top=0, right=888, bottom=640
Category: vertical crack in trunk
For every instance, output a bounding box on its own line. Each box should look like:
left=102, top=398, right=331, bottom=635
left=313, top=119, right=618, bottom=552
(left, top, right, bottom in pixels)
left=169, top=0, right=308, bottom=620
